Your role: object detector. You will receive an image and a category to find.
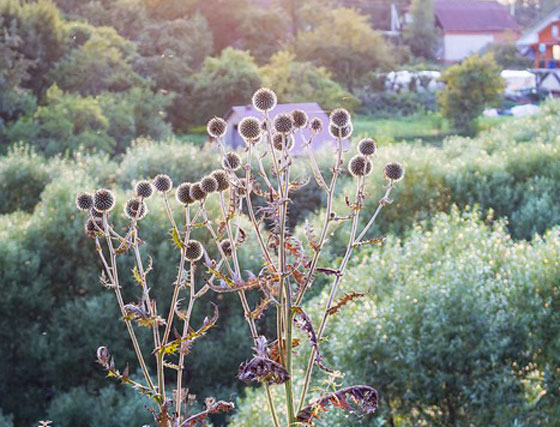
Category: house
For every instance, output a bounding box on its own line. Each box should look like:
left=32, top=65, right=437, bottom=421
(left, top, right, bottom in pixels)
left=405, top=0, right=521, bottom=63
left=224, top=103, right=335, bottom=156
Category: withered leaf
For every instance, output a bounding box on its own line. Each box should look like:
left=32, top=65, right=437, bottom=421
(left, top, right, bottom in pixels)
left=181, top=398, right=235, bottom=427
left=269, top=338, right=300, bottom=364
left=316, top=267, right=341, bottom=277
left=292, top=307, right=333, bottom=374
left=327, top=292, right=367, bottom=316
left=238, top=336, right=290, bottom=385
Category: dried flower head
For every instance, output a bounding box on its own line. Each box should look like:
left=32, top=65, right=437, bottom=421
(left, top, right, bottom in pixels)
left=135, top=180, right=153, bottom=199
left=190, top=182, right=206, bottom=201
left=223, top=152, right=242, bottom=170
left=329, top=108, right=351, bottom=128
left=201, top=175, right=218, bottom=194
left=76, top=192, right=94, bottom=211
left=273, top=114, right=293, bottom=134
left=153, top=174, right=173, bottom=193
left=349, top=155, right=373, bottom=177
left=91, top=208, right=104, bottom=218
left=207, top=117, right=227, bottom=138
left=185, top=240, right=204, bottom=262
left=176, top=182, right=194, bottom=205
left=309, top=117, right=323, bottom=133
left=272, top=133, right=295, bottom=151
left=94, top=188, right=116, bottom=212
left=239, top=117, right=261, bottom=141
left=291, top=109, right=308, bottom=128
left=212, top=170, right=230, bottom=192
left=252, top=87, right=277, bottom=112
left=384, top=162, right=405, bottom=182
left=358, top=138, right=377, bottom=156
left=124, top=198, right=147, bottom=220
left=329, top=123, right=353, bottom=139
left=85, top=218, right=104, bottom=238
left=220, top=239, right=233, bottom=257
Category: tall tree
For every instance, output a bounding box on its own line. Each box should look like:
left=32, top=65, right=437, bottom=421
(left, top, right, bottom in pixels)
left=404, top=0, right=440, bottom=61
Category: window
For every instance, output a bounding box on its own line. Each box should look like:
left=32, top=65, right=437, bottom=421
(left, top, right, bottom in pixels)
left=553, top=45, right=560, bottom=60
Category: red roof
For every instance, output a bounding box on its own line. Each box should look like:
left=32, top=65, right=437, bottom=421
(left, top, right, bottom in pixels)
left=434, top=0, right=520, bottom=32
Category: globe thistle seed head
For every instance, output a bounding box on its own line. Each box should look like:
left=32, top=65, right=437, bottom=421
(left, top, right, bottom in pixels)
left=207, top=117, right=227, bottom=138
left=212, top=169, right=230, bottom=192
left=153, top=174, right=173, bottom=193
left=252, top=87, right=277, bottom=112
left=124, top=198, right=147, bottom=220
left=201, top=175, right=218, bottom=194
left=349, top=155, right=373, bottom=177
left=329, top=108, right=351, bottom=128
left=91, top=208, right=104, bottom=218
left=291, top=109, right=308, bottom=128
left=238, top=116, right=261, bottom=141
left=176, top=182, right=194, bottom=205
left=185, top=240, right=204, bottom=262
left=190, top=182, right=206, bottom=201
left=135, top=180, right=153, bottom=199
left=94, top=188, right=116, bottom=212
left=223, top=152, right=242, bottom=170
left=220, top=239, right=233, bottom=257
left=85, top=218, right=104, bottom=238
left=273, top=113, right=293, bottom=134
left=309, top=117, right=323, bottom=133
left=272, top=133, right=295, bottom=151
left=384, top=162, right=405, bottom=182
left=358, top=138, right=377, bottom=156
left=329, top=123, right=353, bottom=139
left=76, top=192, right=94, bottom=211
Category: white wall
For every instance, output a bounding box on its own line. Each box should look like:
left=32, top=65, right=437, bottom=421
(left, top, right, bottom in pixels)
left=443, top=33, right=495, bottom=62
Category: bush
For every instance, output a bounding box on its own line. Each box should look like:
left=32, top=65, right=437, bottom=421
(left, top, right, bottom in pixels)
left=356, top=91, right=437, bottom=117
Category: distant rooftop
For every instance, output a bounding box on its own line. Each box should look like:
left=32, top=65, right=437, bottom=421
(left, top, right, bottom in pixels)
left=434, top=0, right=520, bottom=32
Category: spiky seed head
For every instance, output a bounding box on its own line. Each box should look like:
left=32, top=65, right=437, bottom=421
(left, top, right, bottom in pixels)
left=223, top=152, right=242, bottom=170
left=309, top=117, right=323, bottom=133
left=124, top=198, right=147, bottom=220
left=176, top=182, right=194, bottom=205
left=190, top=182, right=206, bottom=201
left=273, top=113, right=293, bottom=134
left=76, top=192, right=94, bottom=211
left=252, top=87, right=277, bottom=112
left=330, top=108, right=351, bottom=128
left=153, top=174, right=173, bottom=193
left=91, top=208, right=104, bottom=218
left=201, top=175, right=218, bottom=194
left=207, top=117, right=227, bottom=138
left=220, top=239, right=233, bottom=257
left=358, top=138, right=377, bottom=156
left=239, top=116, right=261, bottom=141
left=85, top=218, right=104, bottom=238
left=94, top=188, right=116, bottom=212
left=272, top=133, right=295, bottom=151
left=384, top=162, right=405, bottom=182
left=135, top=180, right=153, bottom=199
left=212, top=169, right=229, bottom=192
left=329, top=123, right=353, bottom=139
left=185, top=240, right=204, bottom=262
left=349, top=155, right=373, bottom=177
left=291, top=109, right=308, bottom=128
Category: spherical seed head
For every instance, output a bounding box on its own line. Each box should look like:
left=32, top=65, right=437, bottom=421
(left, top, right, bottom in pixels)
left=252, top=87, right=277, bottom=112
left=85, top=218, right=104, bottom=238
left=124, top=198, right=147, bottom=220
left=384, top=162, right=405, bottom=182
left=330, top=108, right=351, bottom=128
left=273, top=113, right=293, bottom=134
left=239, top=116, right=261, bottom=141
left=135, top=180, right=154, bottom=199
left=207, top=117, right=227, bottom=138
left=76, top=192, right=94, bottom=211
left=358, top=138, right=377, bottom=156
left=220, top=239, right=233, bottom=257
left=91, top=208, right=104, bottom=218
left=272, top=133, right=295, bottom=151
left=223, top=152, right=242, bottom=171
left=349, top=155, right=373, bottom=177
left=190, top=182, right=206, bottom=201
left=291, top=109, right=308, bottom=128
left=329, top=123, right=353, bottom=139
left=185, top=240, right=204, bottom=262
left=201, top=175, right=218, bottom=194
left=176, top=182, right=194, bottom=205
left=94, top=188, right=116, bottom=212
left=309, top=117, right=323, bottom=133
left=212, top=169, right=230, bottom=192
left=153, top=174, right=173, bottom=193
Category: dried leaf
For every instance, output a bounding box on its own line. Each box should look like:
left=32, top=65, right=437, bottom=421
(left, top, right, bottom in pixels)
left=292, top=307, right=333, bottom=374
left=327, top=292, right=367, bottom=316
left=304, top=220, right=321, bottom=252
left=238, top=336, right=290, bottom=384
left=353, top=236, right=386, bottom=249
left=270, top=338, right=300, bottom=364
left=181, top=398, right=235, bottom=427
left=289, top=176, right=310, bottom=192
left=316, top=267, right=341, bottom=277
